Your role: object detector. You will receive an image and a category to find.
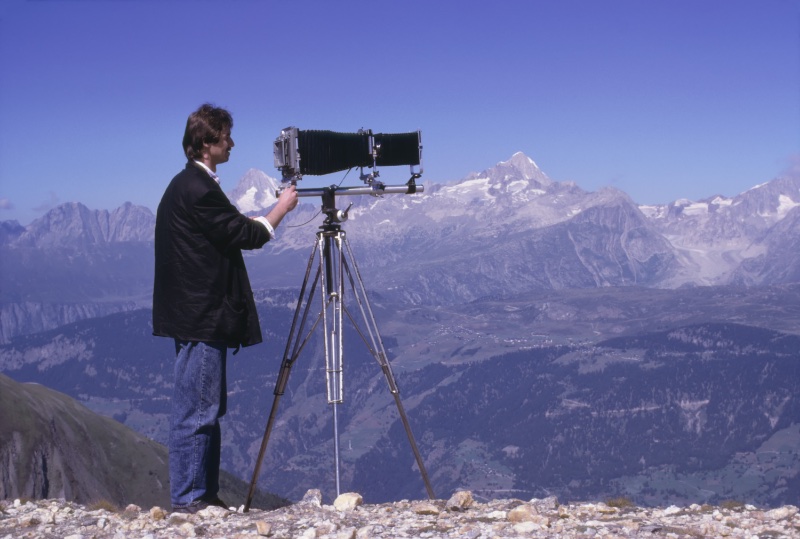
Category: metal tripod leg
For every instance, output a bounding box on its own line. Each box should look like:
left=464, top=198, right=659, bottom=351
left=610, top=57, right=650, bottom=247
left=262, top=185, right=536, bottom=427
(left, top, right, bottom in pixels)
left=244, top=239, right=323, bottom=512
left=320, top=228, right=345, bottom=496
left=339, top=234, right=436, bottom=499
left=244, top=225, right=435, bottom=511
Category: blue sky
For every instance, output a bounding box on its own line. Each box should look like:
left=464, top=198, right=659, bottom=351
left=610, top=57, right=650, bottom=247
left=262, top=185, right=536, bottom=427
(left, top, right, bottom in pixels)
left=1, top=0, right=798, bottom=225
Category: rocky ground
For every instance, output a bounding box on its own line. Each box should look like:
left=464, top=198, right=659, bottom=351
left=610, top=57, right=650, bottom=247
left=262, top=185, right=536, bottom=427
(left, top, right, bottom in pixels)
left=1, top=489, right=798, bottom=538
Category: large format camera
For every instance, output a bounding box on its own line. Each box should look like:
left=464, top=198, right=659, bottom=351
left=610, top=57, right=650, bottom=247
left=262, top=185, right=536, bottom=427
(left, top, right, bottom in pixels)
left=273, top=127, right=422, bottom=189
left=272, top=127, right=424, bottom=223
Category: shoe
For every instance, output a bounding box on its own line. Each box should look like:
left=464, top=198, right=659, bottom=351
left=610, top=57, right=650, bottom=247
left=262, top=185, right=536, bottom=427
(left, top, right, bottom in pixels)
left=171, top=501, right=208, bottom=514
left=204, top=496, right=230, bottom=509
left=171, top=496, right=230, bottom=514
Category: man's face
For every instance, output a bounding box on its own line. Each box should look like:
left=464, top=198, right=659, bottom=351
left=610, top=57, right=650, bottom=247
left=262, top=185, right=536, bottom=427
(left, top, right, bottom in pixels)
left=204, top=128, right=234, bottom=168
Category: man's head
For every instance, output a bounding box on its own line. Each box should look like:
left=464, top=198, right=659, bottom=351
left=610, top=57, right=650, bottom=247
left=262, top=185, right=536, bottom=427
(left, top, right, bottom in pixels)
left=183, top=104, right=235, bottom=170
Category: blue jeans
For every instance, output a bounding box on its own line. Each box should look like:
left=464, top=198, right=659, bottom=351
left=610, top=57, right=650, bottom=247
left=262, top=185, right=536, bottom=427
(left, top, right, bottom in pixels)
left=169, top=340, right=227, bottom=508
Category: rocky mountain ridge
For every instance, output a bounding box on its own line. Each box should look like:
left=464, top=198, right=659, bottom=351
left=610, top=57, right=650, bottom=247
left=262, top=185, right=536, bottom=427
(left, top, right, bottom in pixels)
left=0, top=371, right=171, bottom=507
left=2, top=152, right=799, bottom=342
left=8, top=202, right=154, bottom=248
left=0, top=373, right=286, bottom=511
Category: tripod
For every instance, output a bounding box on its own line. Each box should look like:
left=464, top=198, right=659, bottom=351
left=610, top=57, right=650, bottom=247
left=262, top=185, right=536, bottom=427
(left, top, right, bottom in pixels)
left=244, top=185, right=435, bottom=511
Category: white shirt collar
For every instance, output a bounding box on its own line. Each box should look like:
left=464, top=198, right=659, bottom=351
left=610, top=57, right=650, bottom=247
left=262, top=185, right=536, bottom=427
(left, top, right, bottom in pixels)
left=193, top=160, right=220, bottom=184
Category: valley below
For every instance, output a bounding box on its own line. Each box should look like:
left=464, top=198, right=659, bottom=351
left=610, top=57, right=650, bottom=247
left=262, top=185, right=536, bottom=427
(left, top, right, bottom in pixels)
left=2, top=283, right=799, bottom=508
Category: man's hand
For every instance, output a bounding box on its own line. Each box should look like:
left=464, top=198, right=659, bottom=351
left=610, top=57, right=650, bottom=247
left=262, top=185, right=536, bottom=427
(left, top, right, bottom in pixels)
left=277, top=184, right=299, bottom=212
left=265, top=185, right=299, bottom=230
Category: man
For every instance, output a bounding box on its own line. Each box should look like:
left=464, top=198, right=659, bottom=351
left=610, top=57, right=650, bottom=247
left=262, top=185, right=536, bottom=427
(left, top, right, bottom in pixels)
left=153, top=103, right=298, bottom=513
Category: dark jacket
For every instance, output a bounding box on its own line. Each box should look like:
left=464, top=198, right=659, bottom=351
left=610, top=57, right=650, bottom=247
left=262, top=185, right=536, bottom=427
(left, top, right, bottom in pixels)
left=152, top=162, right=270, bottom=348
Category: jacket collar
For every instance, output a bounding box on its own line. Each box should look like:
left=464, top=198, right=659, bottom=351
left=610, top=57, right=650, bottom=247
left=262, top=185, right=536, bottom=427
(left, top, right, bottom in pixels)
left=190, top=160, right=220, bottom=184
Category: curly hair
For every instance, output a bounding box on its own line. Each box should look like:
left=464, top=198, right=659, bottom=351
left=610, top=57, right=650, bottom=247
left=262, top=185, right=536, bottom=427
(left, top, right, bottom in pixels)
left=182, top=104, right=234, bottom=160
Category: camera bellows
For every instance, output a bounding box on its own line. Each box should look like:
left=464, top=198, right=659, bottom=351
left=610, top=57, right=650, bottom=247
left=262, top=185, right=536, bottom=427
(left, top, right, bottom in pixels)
left=298, top=130, right=372, bottom=175
left=373, top=132, right=421, bottom=167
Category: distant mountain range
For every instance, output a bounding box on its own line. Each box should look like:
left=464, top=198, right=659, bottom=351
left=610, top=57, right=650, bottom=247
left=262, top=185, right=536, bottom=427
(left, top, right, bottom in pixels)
left=1, top=153, right=799, bottom=508
left=2, top=152, right=799, bottom=342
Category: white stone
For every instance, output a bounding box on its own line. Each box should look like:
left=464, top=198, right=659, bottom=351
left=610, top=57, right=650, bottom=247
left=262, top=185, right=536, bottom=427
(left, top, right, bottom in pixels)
left=413, top=502, right=440, bottom=515
left=256, top=520, right=271, bottom=536
left=302, top=489, right=323, bottom=507
left=767, top=506, right=797, bottom=520
left=508, top=504, right=537, bottom=522
left=445, top=490, right=474, bottom=511
left=663, top=505, right=682, bottom=516
left=334, top=492, right=364, bottom=511
left=335, top=527, right=357, bottom=539
left=512, top=521, right=538, bottom=533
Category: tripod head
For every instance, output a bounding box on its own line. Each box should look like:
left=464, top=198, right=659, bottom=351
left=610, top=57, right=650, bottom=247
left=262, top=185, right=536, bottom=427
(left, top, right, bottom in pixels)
left=321, top=186, right=352, bottom=226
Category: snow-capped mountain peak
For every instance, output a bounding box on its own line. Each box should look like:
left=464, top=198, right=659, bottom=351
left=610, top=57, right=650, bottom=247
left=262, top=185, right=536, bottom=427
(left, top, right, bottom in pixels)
left=228, top=168, right=280, bottom=214
left=473, top=151, right=552, bottom=188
